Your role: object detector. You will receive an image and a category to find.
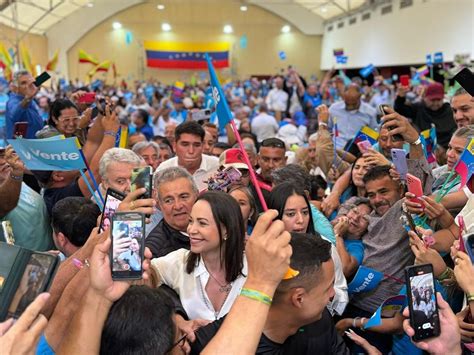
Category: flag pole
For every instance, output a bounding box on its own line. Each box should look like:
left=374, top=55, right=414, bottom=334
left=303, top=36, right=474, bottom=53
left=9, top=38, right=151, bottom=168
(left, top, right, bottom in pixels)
left=230, top=120, right=268, bottom=211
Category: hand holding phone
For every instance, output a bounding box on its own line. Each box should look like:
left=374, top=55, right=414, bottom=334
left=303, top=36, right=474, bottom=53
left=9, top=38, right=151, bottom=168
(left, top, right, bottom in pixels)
left=357, top=140, right=372, bottom=154
left=406, top=174, right=423, bottom=205
left=405, top=264, right=440, bottom=341
left=34, top=72, right=51, bottom=87
left=380, top=105, right=404, bottom=142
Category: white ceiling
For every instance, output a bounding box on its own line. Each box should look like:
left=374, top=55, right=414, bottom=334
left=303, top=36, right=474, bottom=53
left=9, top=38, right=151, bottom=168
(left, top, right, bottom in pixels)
left=0, top=0, right=369, bottom=36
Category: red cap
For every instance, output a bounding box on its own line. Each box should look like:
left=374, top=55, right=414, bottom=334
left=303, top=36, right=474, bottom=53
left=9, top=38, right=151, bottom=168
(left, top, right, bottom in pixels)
left=218, top=148, right=248, bottom=170
left=424, top=82, right=444, bottom=100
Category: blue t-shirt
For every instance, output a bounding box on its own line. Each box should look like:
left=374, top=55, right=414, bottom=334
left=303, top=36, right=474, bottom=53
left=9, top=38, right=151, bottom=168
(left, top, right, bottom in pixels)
left=344, top=239, right=364, bottom=266
left=303, top=92, right=322, bottom=109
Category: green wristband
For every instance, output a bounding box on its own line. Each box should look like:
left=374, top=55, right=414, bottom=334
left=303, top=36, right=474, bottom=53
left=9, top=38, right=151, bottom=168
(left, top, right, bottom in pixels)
left=240, top=288, right=272, bottom=306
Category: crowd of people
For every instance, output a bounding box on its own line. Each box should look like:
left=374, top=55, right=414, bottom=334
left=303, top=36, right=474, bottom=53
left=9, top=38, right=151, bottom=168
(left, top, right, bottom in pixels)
left=0, top=64, right=473, bottom=355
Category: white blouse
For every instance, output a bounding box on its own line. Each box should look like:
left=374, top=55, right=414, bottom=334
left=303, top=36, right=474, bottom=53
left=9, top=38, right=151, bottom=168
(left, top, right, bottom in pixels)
left=151, top=248, right=248, bottom=321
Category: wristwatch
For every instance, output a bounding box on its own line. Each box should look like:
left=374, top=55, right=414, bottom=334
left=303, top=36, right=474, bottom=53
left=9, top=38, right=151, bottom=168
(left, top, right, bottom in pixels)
left=410, top=136, right=421, bottom=146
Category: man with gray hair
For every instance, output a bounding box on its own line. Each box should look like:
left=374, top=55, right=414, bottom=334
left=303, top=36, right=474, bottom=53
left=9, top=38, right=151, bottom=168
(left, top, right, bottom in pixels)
left=451, top=87, right=474, bottom=128
left=98, top=147, right=143, bottom=197
left=6, top=70, right=43, bottom=139
left=145, top=166, right=199, bottom=258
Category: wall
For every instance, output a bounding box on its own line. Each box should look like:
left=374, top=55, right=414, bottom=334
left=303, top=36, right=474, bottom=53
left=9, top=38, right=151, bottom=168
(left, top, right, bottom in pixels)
left=320, top=0, right=474, bottom=70
left=0, top=23, right=49, bottom=74
left=66, top=1, right=322, bottom=84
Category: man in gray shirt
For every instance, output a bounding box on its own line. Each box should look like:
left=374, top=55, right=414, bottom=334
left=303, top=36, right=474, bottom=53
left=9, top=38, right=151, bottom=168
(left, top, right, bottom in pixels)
left=342, top=109, right=432, bottom=353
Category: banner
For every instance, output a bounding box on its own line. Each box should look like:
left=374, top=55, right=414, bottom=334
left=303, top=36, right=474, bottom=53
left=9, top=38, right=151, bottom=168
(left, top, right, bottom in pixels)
left=145, top=41, right=229, bottom=69
left=347, top=266, right=384, bottom=294
left=364, top=294, right=407, bottom=329
left=7, top=137, right=86, bottom=171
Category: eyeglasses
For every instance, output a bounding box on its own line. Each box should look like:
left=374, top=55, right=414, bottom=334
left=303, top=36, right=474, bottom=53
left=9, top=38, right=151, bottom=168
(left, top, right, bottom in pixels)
left=166, top=334, right=187, bottom=353
left=261, top=138, right=285, bottom=149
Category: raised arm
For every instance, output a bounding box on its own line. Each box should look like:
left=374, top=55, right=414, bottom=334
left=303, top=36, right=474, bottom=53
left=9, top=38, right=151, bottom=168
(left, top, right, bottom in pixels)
left=202, top=210, right=291, bottom=354
left=0, top=147, right=24, bottom=217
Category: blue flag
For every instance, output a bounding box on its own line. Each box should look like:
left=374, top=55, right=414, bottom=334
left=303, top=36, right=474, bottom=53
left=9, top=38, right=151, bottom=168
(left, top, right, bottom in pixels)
left=433, top=52, right=443, bottom=64
left=205, top=53, right=233, bottom=129
left=359, top=64, right=375, bottom=78
left=347, top=266, right=384, bottom=294
left=8, top=137, right=86, bottom=171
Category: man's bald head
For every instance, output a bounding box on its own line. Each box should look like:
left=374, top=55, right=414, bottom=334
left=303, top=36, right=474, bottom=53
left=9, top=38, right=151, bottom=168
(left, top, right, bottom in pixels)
left=343, top=84, right=361, bottom=111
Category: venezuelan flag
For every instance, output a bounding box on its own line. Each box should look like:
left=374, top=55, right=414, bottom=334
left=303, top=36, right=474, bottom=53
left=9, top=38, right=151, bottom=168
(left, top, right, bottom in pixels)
left=144, top=41, right=230, bottom=70
left=416, top=65, right=429, bottom=77
left=454, top=138, right=474, bottom=187
left=354, top=126, right=379, bottom=145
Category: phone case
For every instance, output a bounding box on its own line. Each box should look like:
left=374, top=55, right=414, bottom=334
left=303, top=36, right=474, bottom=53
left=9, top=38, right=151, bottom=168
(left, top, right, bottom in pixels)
left=406, top=174, right=423, bottom=197
left=391, top=149, right=408, bottom=180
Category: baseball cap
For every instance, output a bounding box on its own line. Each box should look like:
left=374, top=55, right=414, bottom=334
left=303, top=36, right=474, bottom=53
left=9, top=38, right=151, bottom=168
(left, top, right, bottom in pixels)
left=424, top=82, right=444, bottom=100
left=218, top=148, right=249, bottom=170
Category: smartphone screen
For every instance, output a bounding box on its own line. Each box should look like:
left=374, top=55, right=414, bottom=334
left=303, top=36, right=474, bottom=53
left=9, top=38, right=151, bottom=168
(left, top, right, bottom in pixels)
left=131, top=166, right=152, bottom=199
left=357, top=140, right=372, bottom=154
left=7, top=253, right=58, bottom=318
left=14, top=122, right=28, bottom=139
left=34, top=72, right=51, bottom=87
left=99, top=188, right=125, bottom=232
left=111, top=212, right=144, bottom=280
left=405, top=264, right=440, bottom=341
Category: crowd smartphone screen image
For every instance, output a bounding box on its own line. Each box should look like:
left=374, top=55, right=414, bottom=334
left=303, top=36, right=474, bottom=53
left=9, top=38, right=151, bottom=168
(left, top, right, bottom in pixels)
left=100, top=189, right=125, bottom=231
left=111, top=213, right=145, bottom=280
left=7, top=254, right=56, bottom=318
left=406, top=265, right=440, bottom=341
left=131, top=166, right=152, bottom=199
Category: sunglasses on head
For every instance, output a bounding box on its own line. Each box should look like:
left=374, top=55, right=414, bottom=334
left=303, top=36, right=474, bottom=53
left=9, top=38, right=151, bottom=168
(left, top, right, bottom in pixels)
left=261, top=138, right=285, bottom=149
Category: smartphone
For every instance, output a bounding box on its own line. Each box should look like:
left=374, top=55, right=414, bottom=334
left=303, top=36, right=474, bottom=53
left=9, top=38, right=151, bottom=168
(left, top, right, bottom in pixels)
left=191, top=109, right=211, bottom=122
left=463, top=233, right=474, bottom=263
left=34, top=72, right=51, bottom=87
left=453, top=68, right=474, bottom=96
left=110, top=212, right=145, bottom=280
left=91, top=99, right=107, bottom=119
left=77, top=92, right=96, bottom=104
left=405, top=264, right=440, bottom=341
left=207, top=166, right=242, bottom=191
left=1, top=221, right=15, bottom=245
left=391, top=148, right=408, bottom=180
left=7, top=252, right=59, bottom=319
left=380, top=104, right=403, bottom=142
left=356, top=140, right=372, bottom=154
left=403, top=210, right=422, bottom=238
left=400, top=75, right=410, bottom=87
left=406, top=173, right=423, bottom=203
left=13, top=122, right=28, bottom=138
left=131, top=166, right=152, bottom=199
left=99, top=188, right=125, bottom=232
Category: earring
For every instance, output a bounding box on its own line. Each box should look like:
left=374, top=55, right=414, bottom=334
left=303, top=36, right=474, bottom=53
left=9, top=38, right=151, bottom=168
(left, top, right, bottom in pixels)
left=223, top=235, right=228, bottom=241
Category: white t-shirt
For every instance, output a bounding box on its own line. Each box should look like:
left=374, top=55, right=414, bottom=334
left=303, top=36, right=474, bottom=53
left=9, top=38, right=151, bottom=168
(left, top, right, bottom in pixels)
left=152, top=116, right=179, bottom=137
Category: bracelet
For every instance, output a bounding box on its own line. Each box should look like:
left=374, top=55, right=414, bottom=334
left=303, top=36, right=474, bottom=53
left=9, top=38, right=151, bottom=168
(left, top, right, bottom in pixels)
left=438, top=267, right=452, bottom=281
left=409, top=137, right=422, bottom=146
left=10, top=172, right=23, bottom=181
left=240, top=288, right=272, bottom=306
left=104, top=130, right=116, bottom=137
left=352, top=317, right=360, bottom=328
left=467, top=294, right=474, bottom=303
left=359, top=317, right=367, bottom=330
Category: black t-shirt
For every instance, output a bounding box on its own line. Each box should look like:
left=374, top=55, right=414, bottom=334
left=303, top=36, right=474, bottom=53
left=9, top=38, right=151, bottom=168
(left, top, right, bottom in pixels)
left=191, top=309, right=349, bottom=354
left=43, top=179, right=83, bottom=215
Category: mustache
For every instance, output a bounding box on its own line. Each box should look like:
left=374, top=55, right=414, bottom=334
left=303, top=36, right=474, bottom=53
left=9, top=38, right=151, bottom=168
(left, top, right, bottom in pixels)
left=374, top=201, right=390, bottom=208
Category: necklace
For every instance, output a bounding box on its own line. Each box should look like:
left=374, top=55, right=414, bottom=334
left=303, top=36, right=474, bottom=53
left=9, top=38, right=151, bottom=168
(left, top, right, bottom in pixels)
left=198, top=275, right=232, bottom=320
left=205, top=264, right=232, bottom=293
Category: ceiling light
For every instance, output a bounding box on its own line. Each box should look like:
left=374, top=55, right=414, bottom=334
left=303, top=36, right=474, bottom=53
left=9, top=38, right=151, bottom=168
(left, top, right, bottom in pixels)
left=112, top=22, right=122, bottom=30
left=86, top=2, right=94, bottom=8
left=240, top=5, right=248, bottom=11
left=162, top=22, right=171, bottom=31
left=157, top=4, right=165, bottom=10
left=321, top=7, right=328, bottom=13
left=281, top=25, right=291, bottom=33
left=223, top=25, right=233, bottom=34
